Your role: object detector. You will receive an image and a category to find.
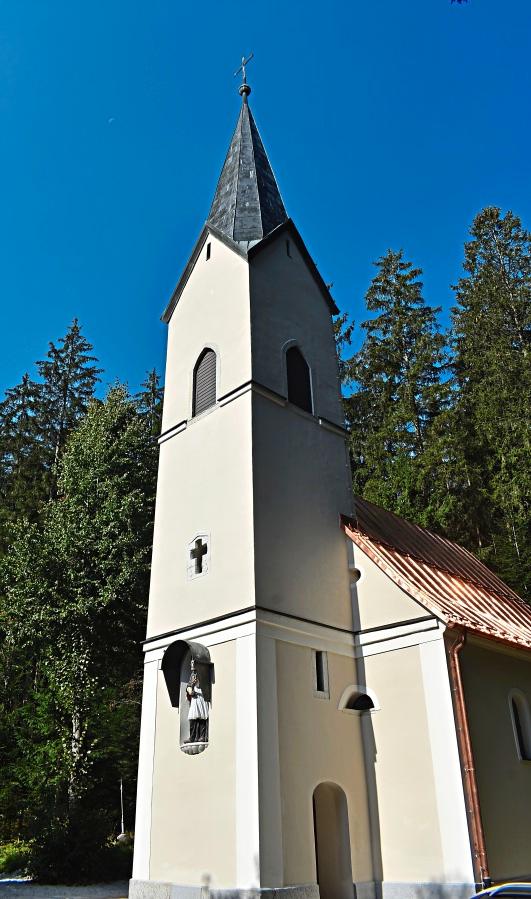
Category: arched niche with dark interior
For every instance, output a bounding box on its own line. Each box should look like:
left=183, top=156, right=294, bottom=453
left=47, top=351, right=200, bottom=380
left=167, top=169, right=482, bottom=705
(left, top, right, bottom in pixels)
left=313, top=782, right=354, bottom=899
left=339, top=685, right=376, bottom=713
left=161, top=639, right=214, bottom=755
left=286, top=345, right=313, bottom=414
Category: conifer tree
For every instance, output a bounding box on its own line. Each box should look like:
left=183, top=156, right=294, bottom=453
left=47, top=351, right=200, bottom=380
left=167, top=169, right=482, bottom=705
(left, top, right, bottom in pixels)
left=0, top=374, right=45, bottom=543
left=451, top=207, right=530, bottom=592
left=36, top=318, right=101, bottom=495
left=346, top=249, right=448, bottom=521
left=0, top=321, right=101, bottom=540
left=135, top=369, right=164, bottom=437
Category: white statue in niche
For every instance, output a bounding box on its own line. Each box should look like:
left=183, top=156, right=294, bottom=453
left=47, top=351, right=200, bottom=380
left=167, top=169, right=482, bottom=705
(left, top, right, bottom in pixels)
left=185, top=661, right=209, bottom=744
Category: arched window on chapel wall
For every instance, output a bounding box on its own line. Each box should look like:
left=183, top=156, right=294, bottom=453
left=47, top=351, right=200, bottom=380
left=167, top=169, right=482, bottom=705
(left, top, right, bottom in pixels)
left=509, top=689, right=531, bottom=761
left=193, top=348, right=217, bottom=417
left=286, top=346, right=312, bottom=414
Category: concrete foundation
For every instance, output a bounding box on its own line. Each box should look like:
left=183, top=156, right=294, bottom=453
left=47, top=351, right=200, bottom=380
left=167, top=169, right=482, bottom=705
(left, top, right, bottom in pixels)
left=129, top=882, right=319, bottom=899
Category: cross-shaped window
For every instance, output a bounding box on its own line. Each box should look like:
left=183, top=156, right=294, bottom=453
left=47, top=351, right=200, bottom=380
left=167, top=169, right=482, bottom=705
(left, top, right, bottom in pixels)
left=190, top=538, right=208, bottom=575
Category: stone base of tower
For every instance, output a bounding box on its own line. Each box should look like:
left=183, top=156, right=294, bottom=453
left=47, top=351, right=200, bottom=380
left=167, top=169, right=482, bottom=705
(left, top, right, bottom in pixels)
left=376, top=884, right=477, bottom=899
left=130, top=880, right=476, bottom=899
left=129, top=880, right=319, bottom=899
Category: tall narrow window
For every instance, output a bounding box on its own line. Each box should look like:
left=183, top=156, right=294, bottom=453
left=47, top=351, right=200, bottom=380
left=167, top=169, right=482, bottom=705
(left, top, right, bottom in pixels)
left=286, top=346, right=312, bottom=413
left=312, top=650, right=329, bottom=699
left=206, top=242, right=211, bottom=260
left=193, top=348, right=217, bottom=416
left=510, top=691, right=531, bottom=761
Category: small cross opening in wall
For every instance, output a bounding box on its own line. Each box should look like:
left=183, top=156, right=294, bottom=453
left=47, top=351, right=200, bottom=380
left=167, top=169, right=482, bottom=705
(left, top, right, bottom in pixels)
left=190, top=538, right=208, bottom=575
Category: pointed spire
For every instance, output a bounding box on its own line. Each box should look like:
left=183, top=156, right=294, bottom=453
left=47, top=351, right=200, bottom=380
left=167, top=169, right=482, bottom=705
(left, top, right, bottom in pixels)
left=207, top=78, right=288, bottom=245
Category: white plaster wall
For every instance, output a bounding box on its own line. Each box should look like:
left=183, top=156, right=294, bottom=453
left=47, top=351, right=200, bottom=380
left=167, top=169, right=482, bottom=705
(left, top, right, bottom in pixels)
left=460, top=639, right=531, bottom=880
left=275, top=640, right=373, bottom=888
left=147, top=393, right=255, bottom=638
left=249, top=235, right=343, bottom=426
left=132, top=658, right=159, bottom=880
left=419, top=639, right=475, bottom=884
left=352, top=546, right=429, bottom=632
left=149, top=638, right=238, bottom=888
left=162, top=233, right=251, bottom=431
left=362, top=640, right=473, bottom=885
left=252, top=394, right=354, bottom=630
left=256, top=633, right=283, bottom=887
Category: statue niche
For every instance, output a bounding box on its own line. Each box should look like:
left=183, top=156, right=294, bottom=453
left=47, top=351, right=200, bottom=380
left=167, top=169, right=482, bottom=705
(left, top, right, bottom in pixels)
left=161, top=639, right=213, bottom=756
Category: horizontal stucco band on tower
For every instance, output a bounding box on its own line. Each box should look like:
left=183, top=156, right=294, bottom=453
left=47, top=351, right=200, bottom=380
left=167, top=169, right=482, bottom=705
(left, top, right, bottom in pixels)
left=157, top=378, right=348, bottom=446
left=142, top=604, right=437, bottom=647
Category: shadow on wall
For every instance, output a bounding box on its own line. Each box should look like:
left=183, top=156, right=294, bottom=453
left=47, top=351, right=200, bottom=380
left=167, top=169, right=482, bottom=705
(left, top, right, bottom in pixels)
left=351, top=578, right=384, bottom=897
left=413, top=880, right=475, bottom=899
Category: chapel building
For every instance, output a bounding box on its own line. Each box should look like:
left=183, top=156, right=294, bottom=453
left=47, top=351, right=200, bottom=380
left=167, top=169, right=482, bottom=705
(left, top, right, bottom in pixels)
left=131, top=77, right=531, bottom=899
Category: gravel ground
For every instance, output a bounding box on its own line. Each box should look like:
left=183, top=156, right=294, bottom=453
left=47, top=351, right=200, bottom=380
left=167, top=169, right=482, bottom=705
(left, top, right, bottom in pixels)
left=0, top=880, right=128, bottom=899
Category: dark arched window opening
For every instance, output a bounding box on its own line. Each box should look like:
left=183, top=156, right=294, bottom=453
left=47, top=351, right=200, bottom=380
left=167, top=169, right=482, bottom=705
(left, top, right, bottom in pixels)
left=286, top=346, right=312, bottom=413
left=346, top=692, right=374, bottom=712
left=511, top=695, right=531, bottom=761
left=193, top=348, right=217, bottom=416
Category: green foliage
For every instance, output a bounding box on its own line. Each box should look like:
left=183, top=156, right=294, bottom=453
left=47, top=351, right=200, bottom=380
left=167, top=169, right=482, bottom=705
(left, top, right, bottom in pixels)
left=0, top=384, right=158, bottom=878
left=36, top=318, right=102, bottom=497
left=344, top=249, right=449, bottom=522
left=135, top=369, right=164, bottom=437
left=0, top=840, right=31, bottom=874
left=338, top=208, right=529, bottom=596
left=0, top=374, right=46, bottom=544
left=28, top=813, right=133, bottom=884
left=0, top=320, right=101, bottom=550
left=450, top=207, right=530, bottom=592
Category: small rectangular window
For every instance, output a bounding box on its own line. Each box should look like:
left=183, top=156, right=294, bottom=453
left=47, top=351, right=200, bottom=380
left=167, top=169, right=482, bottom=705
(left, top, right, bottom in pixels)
left=312, top=650, right=329, bottom=699
left=206, top=242, right=211, bottom=261
left=286, top=239, right=292, bottom=258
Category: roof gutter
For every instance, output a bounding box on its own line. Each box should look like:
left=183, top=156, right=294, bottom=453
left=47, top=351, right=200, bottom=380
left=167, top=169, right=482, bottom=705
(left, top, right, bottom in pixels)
left=445, top=627, right=491, bottom=889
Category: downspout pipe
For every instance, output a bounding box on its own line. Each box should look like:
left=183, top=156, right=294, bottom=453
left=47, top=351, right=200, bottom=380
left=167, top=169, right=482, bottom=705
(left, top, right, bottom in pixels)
left=445, top=627, right=491, bottom=890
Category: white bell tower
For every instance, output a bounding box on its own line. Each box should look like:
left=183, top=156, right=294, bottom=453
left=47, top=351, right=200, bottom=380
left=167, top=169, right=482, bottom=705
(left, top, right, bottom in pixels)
left=131, top=77, right=372, bottom=899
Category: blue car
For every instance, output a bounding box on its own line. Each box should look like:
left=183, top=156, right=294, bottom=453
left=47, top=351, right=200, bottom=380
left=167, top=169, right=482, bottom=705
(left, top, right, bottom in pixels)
left=474, top=885, right=531, bottom=899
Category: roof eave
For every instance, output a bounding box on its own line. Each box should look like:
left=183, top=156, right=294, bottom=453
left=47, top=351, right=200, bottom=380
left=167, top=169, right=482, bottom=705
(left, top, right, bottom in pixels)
left=342, top=517, right=531, bottom=654
left=445, top=622, right=531, bottom=655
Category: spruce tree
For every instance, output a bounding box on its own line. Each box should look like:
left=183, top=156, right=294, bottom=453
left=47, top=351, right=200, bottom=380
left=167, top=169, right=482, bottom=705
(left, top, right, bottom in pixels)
left=0, top=321, right=101, bottom=540
left=346, top=249, right=448, bottom=521
left=0, top=374, right=45, bottom=544
left=451, top=207, right=530, bottom=593
left=135, top=369, right=164, bottom=437
left=36, top=318, right=101, bottom=496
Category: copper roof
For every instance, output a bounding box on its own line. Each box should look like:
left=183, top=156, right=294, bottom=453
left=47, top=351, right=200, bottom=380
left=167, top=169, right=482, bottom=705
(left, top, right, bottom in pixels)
left=342, top=496, right=531, bottom=651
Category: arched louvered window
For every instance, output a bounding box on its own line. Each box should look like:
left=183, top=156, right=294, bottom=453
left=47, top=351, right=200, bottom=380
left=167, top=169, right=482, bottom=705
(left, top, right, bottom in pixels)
left=193, top=348, right=217, bottom=416
left=286, top=346, right=312, bottom=413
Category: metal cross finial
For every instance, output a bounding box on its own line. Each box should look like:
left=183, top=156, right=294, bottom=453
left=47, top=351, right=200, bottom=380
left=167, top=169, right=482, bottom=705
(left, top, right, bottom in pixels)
left=234, top=53, right=253, bottom=97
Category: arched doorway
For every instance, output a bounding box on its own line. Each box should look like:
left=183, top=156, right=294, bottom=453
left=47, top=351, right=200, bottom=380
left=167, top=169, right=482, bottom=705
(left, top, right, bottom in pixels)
left=313, top=782, right=354, bottom=899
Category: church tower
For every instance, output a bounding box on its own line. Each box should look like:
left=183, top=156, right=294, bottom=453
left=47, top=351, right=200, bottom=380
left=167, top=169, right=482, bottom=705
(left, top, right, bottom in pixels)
left=131, top=75, right=373, bottom=899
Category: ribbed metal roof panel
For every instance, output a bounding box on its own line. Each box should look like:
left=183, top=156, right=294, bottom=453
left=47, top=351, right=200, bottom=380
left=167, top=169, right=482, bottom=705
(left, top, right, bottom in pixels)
left=351, top=496, right=519, bottom=602
left=342, top=497, right=531, bottom=650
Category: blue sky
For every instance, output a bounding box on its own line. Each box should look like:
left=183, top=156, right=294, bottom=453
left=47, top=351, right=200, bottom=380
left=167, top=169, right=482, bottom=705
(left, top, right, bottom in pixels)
left=1, top=0, right=530, bottom=397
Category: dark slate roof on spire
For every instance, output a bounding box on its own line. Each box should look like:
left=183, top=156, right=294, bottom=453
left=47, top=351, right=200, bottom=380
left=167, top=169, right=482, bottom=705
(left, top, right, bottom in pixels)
left=207, top=96, right=288, bottom=244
